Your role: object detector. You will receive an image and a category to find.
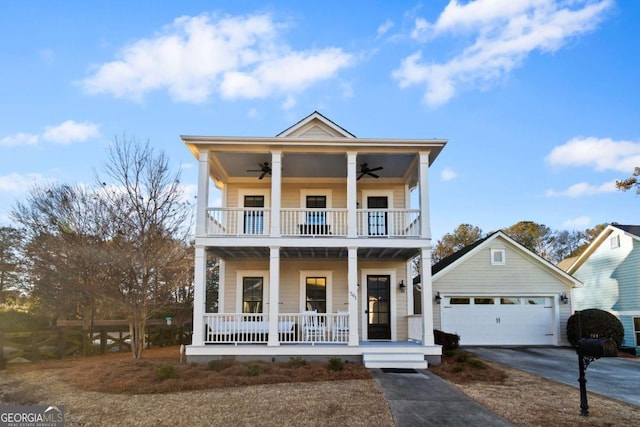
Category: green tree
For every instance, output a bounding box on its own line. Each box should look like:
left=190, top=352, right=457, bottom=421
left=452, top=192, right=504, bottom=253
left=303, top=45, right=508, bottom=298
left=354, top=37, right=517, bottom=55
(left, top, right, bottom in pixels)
left=432, top=224, right=484, bottom=264
left=616, top=167, right=640, bottom=193
left=503, top=221, right=553, bottom=259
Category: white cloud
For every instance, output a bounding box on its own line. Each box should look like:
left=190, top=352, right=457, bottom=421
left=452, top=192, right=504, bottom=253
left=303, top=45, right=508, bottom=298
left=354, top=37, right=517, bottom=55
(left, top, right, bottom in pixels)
left=42, top=120, right=101, bottom=144
left=0, top=132, right=39, bottom=147
left=82, top=13, right=354, bottom=104
left=393, top=0, right=612, bottom=106
left=562, top=215, right=591, bottom=229
left=282, top=95, right=296, bottom=110
left=546, top=137, right=640, bottom=173
left=1, top=120, right=100, bottom=148
left=441, top=167, right=457, bottom=181
left=377, top=19, right=394, bottom=38
left=545, top=180, right=617, bottom=198
left=0, top=173, right=51, bottom=193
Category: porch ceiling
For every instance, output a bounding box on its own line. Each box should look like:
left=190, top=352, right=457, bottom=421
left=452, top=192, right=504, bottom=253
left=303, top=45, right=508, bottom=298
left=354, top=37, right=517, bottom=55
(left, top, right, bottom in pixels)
left=206, top=246, right=419, bottom=260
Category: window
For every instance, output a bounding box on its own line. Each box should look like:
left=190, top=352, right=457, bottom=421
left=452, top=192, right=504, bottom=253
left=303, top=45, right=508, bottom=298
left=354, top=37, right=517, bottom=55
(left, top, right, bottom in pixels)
left=474, top=298, right=495, bottom=305
left=634, top=317, right=640, bottom=346
left=450, top=297, right=470, bottom=304
left=611, top=235, right=620, bottom=249
left=305, top=277, right=326, bottom=312
left=525, top=297, right=545, bottom=305
left=491, top=249, right=506, bottom=265
left=306, top=195, right=327, bottom=225
left=242, top=277, right=263, bottom=313
left=500, top=297, right=521, bottom=305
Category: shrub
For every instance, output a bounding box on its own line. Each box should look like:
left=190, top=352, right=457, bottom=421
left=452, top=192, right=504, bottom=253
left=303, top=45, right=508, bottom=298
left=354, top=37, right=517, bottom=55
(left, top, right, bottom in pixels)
left=451, top=365, right=465, bottom=373
left=434, top=329, right=460, bottom=351
left=466, top=358, right=485, bottom=369
left=566, top=309, right=624, bottom=348
left=328, top=357, right=344, bottom=372
left=207, top=359, right=225, bottom=371
left=289, top=357, right=306, bottom=368
left=155, top=364, right=178, bottom=380
left=455, top=352, right=469, bottom=363
left=246, top=364, right=261, bottom=376
left=0, top=309, right=49, bottom=331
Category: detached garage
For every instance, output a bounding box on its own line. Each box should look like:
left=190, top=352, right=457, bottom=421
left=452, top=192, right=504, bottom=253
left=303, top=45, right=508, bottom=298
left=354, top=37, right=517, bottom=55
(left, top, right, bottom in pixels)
left=428, top=231, right=581, bottom=346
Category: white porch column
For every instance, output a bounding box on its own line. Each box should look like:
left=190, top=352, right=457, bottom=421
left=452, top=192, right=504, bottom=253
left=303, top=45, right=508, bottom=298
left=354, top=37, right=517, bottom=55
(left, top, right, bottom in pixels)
left=195, top=150, right=210, bottom=236
left=270, top=151, right=282, bottom=237
left=420, top=248, right=435, bottom=345
left=348, top=247, right=359, bottom=346
left=347, top=152, right=358, bottom=238
left=268, top=246, right=281, bottom=346
left=192, top=245, right=207, bottom=346
left=218, top=259, right=225, bottom=313
left=418, top=151, right=431, bottom=240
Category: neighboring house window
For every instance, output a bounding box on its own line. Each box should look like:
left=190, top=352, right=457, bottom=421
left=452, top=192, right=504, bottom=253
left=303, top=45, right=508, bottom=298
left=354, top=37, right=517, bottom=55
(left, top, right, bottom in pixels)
left=610, top=235, right=620, bottom=249
left=306, top=195, right=327, bottom=225
left=305, top=277, right=326, bottom=313
left=634, top=317, right=640, bottom=346
left=242, top=277, right=263, bottom=313
left=491, top=249, right=506, bottom=265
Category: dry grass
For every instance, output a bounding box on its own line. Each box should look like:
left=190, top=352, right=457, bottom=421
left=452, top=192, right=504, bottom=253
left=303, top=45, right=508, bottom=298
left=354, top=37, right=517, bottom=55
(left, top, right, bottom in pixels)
left=2, top=346, right=639, bottom=426
left=431, top=349, right=640, bottom=426
left=0, top=346, right=393, bottom=427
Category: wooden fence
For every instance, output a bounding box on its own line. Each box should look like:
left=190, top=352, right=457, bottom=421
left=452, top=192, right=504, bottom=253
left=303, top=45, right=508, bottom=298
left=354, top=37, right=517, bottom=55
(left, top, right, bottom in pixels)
left=0, top=322, right=192, bottom=369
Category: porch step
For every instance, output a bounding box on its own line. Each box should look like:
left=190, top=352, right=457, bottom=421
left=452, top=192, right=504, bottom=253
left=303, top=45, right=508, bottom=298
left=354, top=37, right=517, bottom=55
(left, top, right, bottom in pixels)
left=363, top=351, right=428, bottom=369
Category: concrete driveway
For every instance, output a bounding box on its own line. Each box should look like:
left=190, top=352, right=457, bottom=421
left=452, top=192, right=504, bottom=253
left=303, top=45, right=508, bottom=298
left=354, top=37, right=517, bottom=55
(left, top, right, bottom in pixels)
left=466, top=347, right=640, bottom=407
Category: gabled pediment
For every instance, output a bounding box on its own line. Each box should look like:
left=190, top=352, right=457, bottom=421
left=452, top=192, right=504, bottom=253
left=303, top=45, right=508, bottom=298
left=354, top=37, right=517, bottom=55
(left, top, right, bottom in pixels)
left=277, top=111, right=356, bottom=138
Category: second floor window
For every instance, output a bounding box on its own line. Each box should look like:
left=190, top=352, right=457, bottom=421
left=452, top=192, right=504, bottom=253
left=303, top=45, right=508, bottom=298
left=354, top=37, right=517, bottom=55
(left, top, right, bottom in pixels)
left=306, top=195, right=327, bottom=225
left=244, top=195, right=265, bottom=234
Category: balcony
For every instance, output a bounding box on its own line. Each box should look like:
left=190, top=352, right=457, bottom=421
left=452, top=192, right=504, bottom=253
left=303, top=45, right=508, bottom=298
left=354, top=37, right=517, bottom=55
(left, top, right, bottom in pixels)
left=204, top=207, right=421, bottom=238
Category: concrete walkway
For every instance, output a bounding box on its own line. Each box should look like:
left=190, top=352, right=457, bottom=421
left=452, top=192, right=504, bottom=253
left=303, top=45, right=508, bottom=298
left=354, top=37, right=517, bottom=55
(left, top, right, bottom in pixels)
left=371, top=368, right=514, bottom=426
left=467, top=347, right=640, bottom=407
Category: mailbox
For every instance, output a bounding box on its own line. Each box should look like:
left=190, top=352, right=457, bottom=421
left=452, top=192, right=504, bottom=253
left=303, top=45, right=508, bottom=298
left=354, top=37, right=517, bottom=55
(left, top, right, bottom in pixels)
left=577, top=338, right=617, bottom=358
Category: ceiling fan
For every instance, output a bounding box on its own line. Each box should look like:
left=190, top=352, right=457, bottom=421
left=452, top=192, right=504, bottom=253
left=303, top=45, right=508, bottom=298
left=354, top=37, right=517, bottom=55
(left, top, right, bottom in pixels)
left=246, top=162, right=272, bottom=180
left=357, top=163, right=383, bottom=180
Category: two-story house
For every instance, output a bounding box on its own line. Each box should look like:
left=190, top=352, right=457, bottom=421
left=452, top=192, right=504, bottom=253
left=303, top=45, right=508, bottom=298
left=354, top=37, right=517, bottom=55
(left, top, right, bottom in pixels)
left=182, top=112, right=446, bottom=368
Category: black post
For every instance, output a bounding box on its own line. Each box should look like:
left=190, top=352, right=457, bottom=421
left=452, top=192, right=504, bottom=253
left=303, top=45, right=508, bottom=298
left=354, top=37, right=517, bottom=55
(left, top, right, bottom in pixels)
left=578, top=352, right=589, bottom=416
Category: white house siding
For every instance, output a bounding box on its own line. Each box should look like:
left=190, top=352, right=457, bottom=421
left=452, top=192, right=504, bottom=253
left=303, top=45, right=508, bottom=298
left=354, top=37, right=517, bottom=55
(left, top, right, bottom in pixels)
left=572, top=229, right=640, bottom=349
left=433, top=239, right=573, bottom=345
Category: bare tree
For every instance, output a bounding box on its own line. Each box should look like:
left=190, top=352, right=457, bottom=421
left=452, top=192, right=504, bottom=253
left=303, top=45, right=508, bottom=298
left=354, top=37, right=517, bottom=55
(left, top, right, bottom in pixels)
left=0, top=226, right=25, bottom=305
left=97, top=137, right=192, bottom=359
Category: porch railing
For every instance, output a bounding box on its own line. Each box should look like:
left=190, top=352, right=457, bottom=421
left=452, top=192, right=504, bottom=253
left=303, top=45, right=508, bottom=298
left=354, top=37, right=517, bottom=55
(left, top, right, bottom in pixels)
left=203, top=312, right=349, bottom=345
left=205, top=207, right=421, bottom=238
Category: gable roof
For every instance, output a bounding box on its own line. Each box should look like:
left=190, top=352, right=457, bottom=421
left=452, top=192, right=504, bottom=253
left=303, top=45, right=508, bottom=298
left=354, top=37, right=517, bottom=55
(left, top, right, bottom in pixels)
left=276, top=111, right=356, bottom=138
left=419, top=230, right=581, bottom=287
left=566, top=223, right=640, bottom=274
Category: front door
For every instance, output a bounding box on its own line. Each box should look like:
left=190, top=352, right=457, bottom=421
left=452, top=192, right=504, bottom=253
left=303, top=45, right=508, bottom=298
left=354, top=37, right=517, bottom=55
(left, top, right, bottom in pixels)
left=367, top=275, right=391, bottom=340
left=243, top=195, right=264, bottom=234
left=367, top=196, right=388, bottom=236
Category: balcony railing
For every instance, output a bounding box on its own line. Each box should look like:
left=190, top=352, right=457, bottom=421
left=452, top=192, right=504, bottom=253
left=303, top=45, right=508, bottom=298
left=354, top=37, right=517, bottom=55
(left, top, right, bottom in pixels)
left=204, top=207, right=421, bottom=237
left=203, top=312, right=349, bottom=345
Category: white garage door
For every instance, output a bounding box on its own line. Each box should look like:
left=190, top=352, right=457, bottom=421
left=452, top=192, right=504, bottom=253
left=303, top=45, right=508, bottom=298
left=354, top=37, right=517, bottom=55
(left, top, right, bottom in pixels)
left=441, top=296, right=555, bottom=345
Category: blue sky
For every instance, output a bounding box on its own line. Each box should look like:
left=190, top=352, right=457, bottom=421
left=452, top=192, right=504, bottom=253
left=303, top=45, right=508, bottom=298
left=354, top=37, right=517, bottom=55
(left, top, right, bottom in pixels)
left=1, top=0, right=639, bottom=241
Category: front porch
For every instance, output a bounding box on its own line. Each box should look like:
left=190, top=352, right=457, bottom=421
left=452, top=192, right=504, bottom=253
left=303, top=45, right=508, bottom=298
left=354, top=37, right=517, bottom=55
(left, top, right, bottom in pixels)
left=187, top=340, right=441, bottom=369
left=187, top=312, right=440, bottom=368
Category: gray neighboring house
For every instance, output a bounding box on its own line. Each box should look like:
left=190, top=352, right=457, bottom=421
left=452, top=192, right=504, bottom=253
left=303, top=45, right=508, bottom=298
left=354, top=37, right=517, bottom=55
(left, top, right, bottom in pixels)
left=414, top=231, right=581, bottom=346
left=565, top=224, right=640, bottom=351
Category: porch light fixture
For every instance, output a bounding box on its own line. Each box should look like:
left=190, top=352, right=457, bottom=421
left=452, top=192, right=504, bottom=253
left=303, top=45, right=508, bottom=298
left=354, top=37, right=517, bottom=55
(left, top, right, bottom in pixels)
left=399, top=280, right=406, bottom=293
left=435, top=292, right=442, bottom=304
left=560, top=293, right=569, bottom=304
